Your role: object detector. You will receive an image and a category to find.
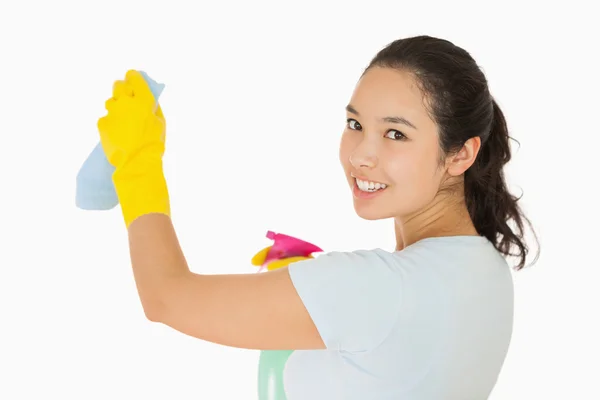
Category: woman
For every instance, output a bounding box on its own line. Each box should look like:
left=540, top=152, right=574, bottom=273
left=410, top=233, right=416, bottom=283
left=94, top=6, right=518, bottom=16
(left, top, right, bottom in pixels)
left=98, top=35, right=538, bottom=399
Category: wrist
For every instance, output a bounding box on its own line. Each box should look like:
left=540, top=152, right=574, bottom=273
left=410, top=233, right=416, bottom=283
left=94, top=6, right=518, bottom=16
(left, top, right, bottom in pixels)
left=113, top=161, right=171, bottom=227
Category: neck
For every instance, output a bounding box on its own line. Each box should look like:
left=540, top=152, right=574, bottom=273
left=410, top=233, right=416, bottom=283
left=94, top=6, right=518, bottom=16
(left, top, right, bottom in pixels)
left=394, top=192, right=478, bottom=251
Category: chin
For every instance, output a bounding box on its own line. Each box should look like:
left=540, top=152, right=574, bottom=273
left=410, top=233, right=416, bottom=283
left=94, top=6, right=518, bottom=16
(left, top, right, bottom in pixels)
left=353, top=203, right=392, bottom=221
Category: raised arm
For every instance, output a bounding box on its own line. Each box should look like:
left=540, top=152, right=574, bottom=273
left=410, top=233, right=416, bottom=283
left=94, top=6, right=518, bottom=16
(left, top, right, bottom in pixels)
left=96, top=70, right=325, bottom=351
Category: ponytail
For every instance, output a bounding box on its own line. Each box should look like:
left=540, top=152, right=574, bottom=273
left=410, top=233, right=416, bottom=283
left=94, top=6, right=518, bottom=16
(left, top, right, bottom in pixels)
left=464, top=99, right=538, bottom=270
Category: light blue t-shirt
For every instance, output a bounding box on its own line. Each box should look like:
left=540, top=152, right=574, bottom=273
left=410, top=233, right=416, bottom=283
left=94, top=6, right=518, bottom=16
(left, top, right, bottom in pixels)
left=285, top=235, right=514, bottom=400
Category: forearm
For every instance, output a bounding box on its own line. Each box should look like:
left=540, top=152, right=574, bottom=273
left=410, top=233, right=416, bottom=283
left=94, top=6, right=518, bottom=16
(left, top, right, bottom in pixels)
left=127, top=213, right=191, bottom=317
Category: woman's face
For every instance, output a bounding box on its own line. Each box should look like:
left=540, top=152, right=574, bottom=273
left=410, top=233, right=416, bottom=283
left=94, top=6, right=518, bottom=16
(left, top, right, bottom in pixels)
left=339, top=67, right=446, bottom=221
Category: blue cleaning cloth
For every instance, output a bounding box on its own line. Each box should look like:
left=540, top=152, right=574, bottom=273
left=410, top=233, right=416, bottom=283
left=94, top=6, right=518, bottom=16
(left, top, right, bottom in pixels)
left=76, top=71, right=165, bottom=210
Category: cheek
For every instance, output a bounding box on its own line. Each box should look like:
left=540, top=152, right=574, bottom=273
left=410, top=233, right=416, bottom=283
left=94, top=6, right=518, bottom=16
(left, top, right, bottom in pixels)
left=386, top=150, right=440, bottom=204
left=385, top=151, right=421, bottom=185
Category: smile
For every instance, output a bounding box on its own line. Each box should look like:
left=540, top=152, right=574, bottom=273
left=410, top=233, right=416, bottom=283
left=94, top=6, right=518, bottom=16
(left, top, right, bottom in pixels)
left=355, top=178, right=387, bottom=192
left=352, top=177, right=389, bottom=200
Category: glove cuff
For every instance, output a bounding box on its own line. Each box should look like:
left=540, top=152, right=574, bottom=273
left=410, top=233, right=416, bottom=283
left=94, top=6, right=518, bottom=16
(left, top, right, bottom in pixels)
left=113, top=161, right=170, bottom=228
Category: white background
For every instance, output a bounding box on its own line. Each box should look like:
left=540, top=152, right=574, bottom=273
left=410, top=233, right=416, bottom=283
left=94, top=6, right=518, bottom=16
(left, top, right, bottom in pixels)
left=1, top=1, right=598, bottom=398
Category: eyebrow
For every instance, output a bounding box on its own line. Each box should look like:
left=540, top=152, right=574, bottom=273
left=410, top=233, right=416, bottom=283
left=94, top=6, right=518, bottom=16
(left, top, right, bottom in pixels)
left=346, top=104, right=417, bottom=130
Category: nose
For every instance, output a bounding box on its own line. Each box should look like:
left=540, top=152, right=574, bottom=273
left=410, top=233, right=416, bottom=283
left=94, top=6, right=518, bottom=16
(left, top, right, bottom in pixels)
left=349, top=142, right=378, bottom=169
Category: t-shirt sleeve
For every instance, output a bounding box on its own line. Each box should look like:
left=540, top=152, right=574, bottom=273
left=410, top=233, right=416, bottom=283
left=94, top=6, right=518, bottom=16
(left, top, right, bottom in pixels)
left=287, top=250, right=403, bottom=353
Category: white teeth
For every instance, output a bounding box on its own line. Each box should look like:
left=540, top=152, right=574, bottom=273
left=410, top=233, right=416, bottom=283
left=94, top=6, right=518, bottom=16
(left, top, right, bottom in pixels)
left=356, top=178, right=387, bottom=192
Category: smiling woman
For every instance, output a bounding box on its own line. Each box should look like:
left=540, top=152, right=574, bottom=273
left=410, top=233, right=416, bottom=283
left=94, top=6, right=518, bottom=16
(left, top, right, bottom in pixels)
left=98, top=35, right=539, bottom=400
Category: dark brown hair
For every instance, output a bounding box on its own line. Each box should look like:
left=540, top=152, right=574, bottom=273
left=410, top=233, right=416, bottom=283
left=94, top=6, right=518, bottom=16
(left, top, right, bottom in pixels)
left=367, top=35, right=539, bottom=270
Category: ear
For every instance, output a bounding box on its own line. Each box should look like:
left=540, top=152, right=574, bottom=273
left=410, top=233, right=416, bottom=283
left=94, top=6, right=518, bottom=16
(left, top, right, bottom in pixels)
left=446, top=136, right=481, bottom=176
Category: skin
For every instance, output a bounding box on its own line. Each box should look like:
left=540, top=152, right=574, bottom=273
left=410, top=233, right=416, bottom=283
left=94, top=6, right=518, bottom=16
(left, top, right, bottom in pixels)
left=126, top=66, right=482, bottom=351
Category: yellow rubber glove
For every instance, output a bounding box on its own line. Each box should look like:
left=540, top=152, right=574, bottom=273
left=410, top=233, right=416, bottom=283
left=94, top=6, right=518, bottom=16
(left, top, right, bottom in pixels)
left=264, top=256, right=312, bottom=270
left=97, top=70, right=170, bottom=227
left=251, top=246, right=313, bottom=271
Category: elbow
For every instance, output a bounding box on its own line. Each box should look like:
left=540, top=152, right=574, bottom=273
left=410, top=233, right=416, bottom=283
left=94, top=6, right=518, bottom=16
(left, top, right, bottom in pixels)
left=139, top=277, right=178, bottom=323
left=140, top=275, right=185, bottom=324
left=140, top=296, right=166, bottom=323
left=144, top=307, right=163, bottom=323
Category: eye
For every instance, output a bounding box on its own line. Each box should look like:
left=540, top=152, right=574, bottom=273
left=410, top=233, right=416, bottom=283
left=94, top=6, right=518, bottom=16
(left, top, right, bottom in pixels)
left=385, top=129, right=407, bottom=141
left=346, top=118, right=362, bottom=131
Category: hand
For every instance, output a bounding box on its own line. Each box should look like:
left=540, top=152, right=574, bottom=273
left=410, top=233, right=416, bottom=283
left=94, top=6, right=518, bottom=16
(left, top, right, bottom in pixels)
left=251, top=246, right=313, bottom=271
left=97, top=70, right=170, bottom=227
left=98, top=70, right=166, bottom=170
left=264, top=256, right=312, bottom=271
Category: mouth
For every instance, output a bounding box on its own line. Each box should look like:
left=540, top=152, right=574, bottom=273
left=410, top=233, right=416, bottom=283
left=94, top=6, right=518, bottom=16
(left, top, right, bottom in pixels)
left=351, top=175, right=388, bottom=199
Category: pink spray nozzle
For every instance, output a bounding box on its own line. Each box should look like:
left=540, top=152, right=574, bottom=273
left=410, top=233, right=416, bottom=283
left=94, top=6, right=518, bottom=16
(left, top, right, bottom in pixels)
left=264, top=230, right=323, bottom=264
